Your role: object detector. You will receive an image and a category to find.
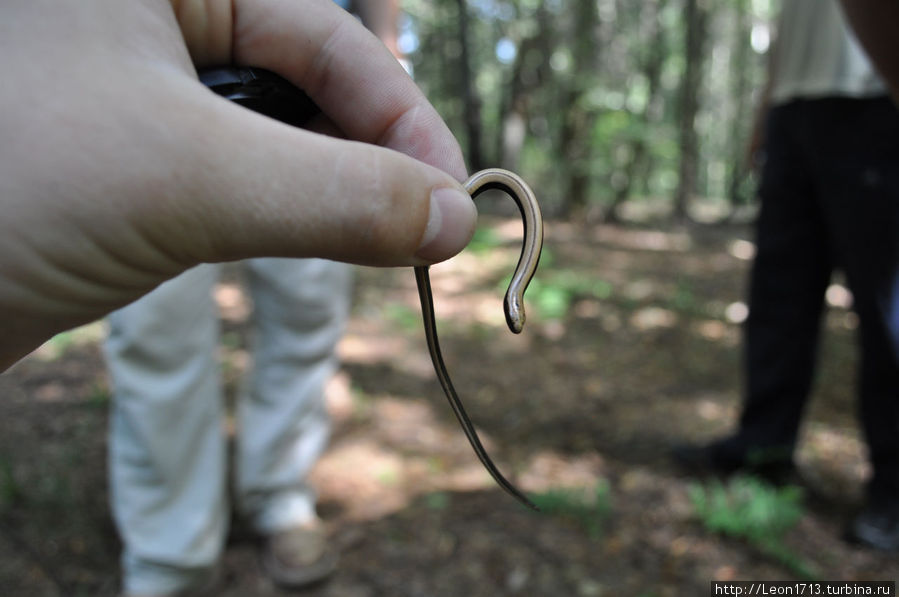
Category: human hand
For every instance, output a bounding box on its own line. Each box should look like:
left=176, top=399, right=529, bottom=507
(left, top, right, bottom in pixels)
left=0, top=0, right=476, bottom=370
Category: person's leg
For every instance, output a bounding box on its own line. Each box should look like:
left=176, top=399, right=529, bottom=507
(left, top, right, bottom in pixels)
left=236, top=257, right=352, bottom=584
left=811, top=96, right=899, bottom=549
left=105, top=264, right=227, bottom=595
left=675, top=102, right=832, bottom=478
left=728, top=101, right=834, bottom=465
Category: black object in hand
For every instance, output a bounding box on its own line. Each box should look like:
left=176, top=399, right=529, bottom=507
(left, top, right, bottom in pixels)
left=199, top=67, right=321, bottom=127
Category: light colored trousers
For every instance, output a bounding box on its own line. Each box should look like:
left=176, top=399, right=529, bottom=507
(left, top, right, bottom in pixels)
left=104, top=258, right=352, bottom=595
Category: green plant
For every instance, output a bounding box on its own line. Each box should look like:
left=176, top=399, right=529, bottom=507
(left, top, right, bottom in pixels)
left=689, top=475, right=817, bottom=579
left=87, top=382, right=111, bottom=409
left=384, top=303, right=422, bottom=332
left=425, top=491, right=451, bottom=511
left=0, top=456, right=21, bottom=512
left=528, top=278, right=572, bottom=321
left=668, top=279, right=698, bottom=313
left=48, top=330, right=78, bottom=355
left=466, top=226, right=504, bottom=255
left=530, top=483, right=611, bottom=539
left=43, top=321, right=107, bottom=360
left=508, top=270, right=614, bottom=322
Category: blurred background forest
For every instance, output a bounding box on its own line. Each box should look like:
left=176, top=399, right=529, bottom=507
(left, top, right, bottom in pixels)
left=401, top=0, right=773, bottom=221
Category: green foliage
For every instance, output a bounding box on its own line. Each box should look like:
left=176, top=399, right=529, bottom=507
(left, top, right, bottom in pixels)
left=689, top=475, right=817, bottom=579
left=43, top=322, right=107, bottom=360
left=530, top=483, right=611, bottom=539
left=466, top=226, right=504, bottom=255
left=48, top=330, right=79, bottom=355
left=528, top=278, right=573, bottom=320
left=0, top=456, right=20, bottom=512
left=402, top=0, right=775, bottom=216
left=221, top=330, right=242, bottom=350
left=425, top=491, right=451, bottom=511
left=385, top=303, right=423, bottom=333
left=518, top=270, right=614, bottom=321
left=86, top=382, right=111, bottom=409
left=667, top=279, right=699, bottom=314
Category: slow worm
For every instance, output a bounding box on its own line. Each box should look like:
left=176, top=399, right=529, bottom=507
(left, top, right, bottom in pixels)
left=200, top=70, right=544, bottom=510
left=414, top=168, right=543, bottom=511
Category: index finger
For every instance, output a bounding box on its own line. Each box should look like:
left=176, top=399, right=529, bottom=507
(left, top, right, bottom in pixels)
left=229, top=0, right=468, bottom=181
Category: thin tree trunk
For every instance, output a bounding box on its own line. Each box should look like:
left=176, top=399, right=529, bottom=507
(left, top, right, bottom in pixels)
left=496, top=32, right=537, bottom=171
left=673, top=0, right=709, bottom=223
left=455, top=0, right=485, bottom=170
left=725, top=0, right=753, bottom=215
left=559, top=0, right=601, bottom=216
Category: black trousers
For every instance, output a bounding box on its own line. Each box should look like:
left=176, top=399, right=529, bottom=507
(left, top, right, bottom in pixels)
left=735, top=96, right=899, bottom=499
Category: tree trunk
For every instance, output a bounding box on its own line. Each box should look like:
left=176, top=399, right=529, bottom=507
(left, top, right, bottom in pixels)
left=672, top=0, right=709, bottom=223
left=496, top=31, right=537, bottom=172
left=558, top=0, right=601, bottom=216
left=455, top=0, right=485, bottom=171
left=725, top=0, right=753, bottom=215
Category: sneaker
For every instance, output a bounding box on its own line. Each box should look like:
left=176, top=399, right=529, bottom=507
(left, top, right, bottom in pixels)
left=120, top=567, right=219, bottom=597
left=671, top=437, right=796, bottom=485
left=260, top=522, right=338, bottom=589
left=846, top=498, right=899, bottom=552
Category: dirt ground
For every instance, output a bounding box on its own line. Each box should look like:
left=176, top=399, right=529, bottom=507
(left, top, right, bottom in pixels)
left=1, top=217, right=896, bottom=597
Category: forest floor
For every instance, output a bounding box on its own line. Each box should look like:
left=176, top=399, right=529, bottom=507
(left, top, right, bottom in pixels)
left=1, top=216, right=896, bottom=597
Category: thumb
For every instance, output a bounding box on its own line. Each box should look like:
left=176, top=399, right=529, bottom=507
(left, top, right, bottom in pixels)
left=165, top=93, right=477, bottom=267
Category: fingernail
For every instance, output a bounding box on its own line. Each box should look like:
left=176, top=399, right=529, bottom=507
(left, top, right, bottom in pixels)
left=415, top=187, right=477, bottom=263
